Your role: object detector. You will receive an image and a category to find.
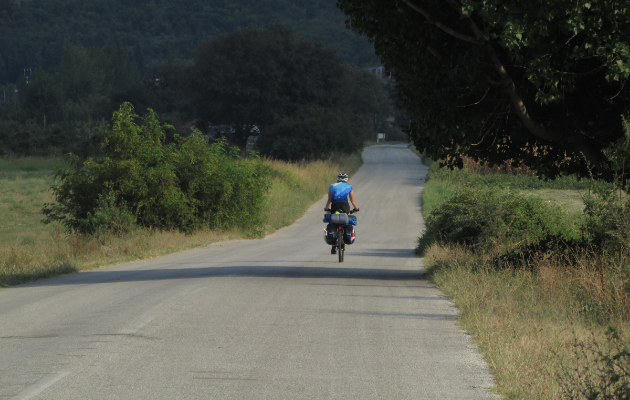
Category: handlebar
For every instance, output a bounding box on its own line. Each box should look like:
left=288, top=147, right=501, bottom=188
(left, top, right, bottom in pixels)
left=324, top=208, right=360, bottom=214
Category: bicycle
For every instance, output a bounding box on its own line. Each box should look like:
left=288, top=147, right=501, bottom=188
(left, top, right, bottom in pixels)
left=323, top=209, right=358, bottom=263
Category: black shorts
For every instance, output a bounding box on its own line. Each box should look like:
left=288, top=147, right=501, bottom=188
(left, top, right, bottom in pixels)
left=330, top=202, right=351, bottom=214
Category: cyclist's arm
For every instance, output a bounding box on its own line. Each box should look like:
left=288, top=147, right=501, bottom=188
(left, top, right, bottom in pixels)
left=325, top=191, right=332, bottom=211
left=349, top=191, right=359, bottom=210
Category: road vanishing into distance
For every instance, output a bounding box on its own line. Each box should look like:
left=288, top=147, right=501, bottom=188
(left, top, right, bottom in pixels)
left=0, top=145, right=496, bottom=399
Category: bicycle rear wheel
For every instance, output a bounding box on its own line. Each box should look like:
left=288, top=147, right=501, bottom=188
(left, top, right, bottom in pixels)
left=338, top=228, right=344, bottom=263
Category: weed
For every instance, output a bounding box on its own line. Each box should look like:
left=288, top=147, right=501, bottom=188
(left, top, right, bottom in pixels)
left=558, top=328, right=630, bottom=400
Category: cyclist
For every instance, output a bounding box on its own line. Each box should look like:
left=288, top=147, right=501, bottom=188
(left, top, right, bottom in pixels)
left=325, top=173, right=359, bottom=254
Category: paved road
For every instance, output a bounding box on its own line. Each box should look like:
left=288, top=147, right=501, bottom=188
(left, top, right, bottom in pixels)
left=0, top=145, right=496, bottom=399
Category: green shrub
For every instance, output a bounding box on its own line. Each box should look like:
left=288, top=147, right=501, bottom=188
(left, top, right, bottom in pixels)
left=417, top=187, right=580, bottom=256
left=584, top=184, right=630, bottom=255
left=43, top=103, right=271, bottom=234
left=73, top=191, right=137, bottom=236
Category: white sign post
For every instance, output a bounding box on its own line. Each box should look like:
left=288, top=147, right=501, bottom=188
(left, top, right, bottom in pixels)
left=377, top=133, right=385, bottom=143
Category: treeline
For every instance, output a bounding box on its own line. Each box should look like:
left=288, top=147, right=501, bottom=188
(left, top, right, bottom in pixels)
left=0, top=26, right=401, bottom=159
left=0, top=45, right=139, bottom=156
left=0, top=0, right=378, bottom=85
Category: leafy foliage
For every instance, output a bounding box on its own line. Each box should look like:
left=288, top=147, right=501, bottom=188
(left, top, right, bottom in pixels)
left=337, top=0, right=630, bottom=180
left=43, top=103, right=271, bottom=234
left=416, top=186, right=579, bottom=255
left=189, top=26, right=344, bottom=148
left=1, top=23, right=390, bottom=159
left=257, top=106, right=365, bottom=161
left=584, top=185, right=630, bottom=255
left=418, top=158, right=630, bottom=261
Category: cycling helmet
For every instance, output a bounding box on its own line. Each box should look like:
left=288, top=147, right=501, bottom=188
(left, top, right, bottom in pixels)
left=337, top=172, right=348, bottom=182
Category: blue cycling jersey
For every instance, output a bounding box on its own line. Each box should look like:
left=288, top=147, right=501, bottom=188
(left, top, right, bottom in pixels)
left=329, top=182, right=353, bottom=203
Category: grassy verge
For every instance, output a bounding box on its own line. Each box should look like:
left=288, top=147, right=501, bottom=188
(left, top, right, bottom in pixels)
left=420, top=165, right=630, bottom=399
left=0, top=153, right=362, bottom=287
left=427, top=244, right=630, bottom=399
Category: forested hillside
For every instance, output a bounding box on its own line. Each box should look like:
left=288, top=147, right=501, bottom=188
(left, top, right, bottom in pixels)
left=0, top=0, right=378, bottom=85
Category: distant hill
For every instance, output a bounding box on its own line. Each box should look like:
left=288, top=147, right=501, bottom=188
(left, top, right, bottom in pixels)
left=0, top=0, right=378, bottom=84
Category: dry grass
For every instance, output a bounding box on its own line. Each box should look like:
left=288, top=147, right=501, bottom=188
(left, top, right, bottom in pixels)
left=426, top=244, right=630, bottom=399
left=264, top=154, right=361, bottom=231
left=0, top=153, right=363, bottom=287
left=0, top=227, right=243, bottom=286
left=461, top=155, right=536, bottom=176
left=520, top=189, right=586, bottom=214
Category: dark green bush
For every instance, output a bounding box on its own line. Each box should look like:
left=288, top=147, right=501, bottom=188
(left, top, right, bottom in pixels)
left=257, top=106, right=365, bottom=161
left=43, top=103, right=271, bottom=234
left=74, top=191, right=137, bottom=236
left=416, top=187, right=580, bottom=256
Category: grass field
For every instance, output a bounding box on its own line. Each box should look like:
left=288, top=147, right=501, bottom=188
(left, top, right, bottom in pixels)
left=0, top=158, right=63, bottom=247
left=418, top=160, right=630, bottom=399
left=0, top=153, right=362, bottom=287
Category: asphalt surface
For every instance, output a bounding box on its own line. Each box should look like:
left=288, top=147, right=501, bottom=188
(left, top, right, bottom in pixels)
left=0, top=145, right=497, bottom=399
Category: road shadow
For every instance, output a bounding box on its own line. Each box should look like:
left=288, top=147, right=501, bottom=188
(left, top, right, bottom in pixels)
left=350, top=248, right=417, bottom=259
left=16, top=264, right=428, bottom=288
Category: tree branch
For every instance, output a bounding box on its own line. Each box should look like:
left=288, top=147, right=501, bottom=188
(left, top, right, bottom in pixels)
left=442, top=0, right=607, bottom=173
left=400, top=0, right=479, bottom=45
left=426, top=44, right=443, bottom=60
left=443, top=0, right=562, bottom=142
left=399, top=0, right=608, bottom=174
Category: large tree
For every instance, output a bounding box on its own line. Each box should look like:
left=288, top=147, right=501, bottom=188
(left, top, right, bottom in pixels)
left=189, top=26, right=345, bottom=148
left=189, top=26, right=394, bottom=150
left=337, top=0, right=630, bottom=180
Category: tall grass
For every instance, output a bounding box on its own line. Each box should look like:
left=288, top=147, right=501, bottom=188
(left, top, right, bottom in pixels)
left=0, top=153, right=363, bottom=287
left=426, top=244, right=630, bottom=399
left=265, top=152, right=362, bottom=231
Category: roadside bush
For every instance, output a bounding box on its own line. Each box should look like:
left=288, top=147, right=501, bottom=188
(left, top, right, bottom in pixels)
left=43, top=102, right=271, bottom=234
left=416, top=187, right=580, bottom=256
left=584, top=184, right=630, bottom=255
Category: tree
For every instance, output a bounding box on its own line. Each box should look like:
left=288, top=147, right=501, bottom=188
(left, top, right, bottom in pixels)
left=257, top=106, right=366, bottom=161
left=188, top=26, right=344, bottom=148
left=338, top=64, right=392, bottom=134
left=19, top=69, right=63, bottom=129
left=142, top=57, right=189, bottom=116
left=337, top=0, right=630, bottom=180
left=58, top=45, right=104, bottom=102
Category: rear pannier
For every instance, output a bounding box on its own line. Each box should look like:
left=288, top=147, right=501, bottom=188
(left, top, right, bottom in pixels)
left=343, top=226, right=355, bottom=245
left=324, top=224, right=336, bottom=245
